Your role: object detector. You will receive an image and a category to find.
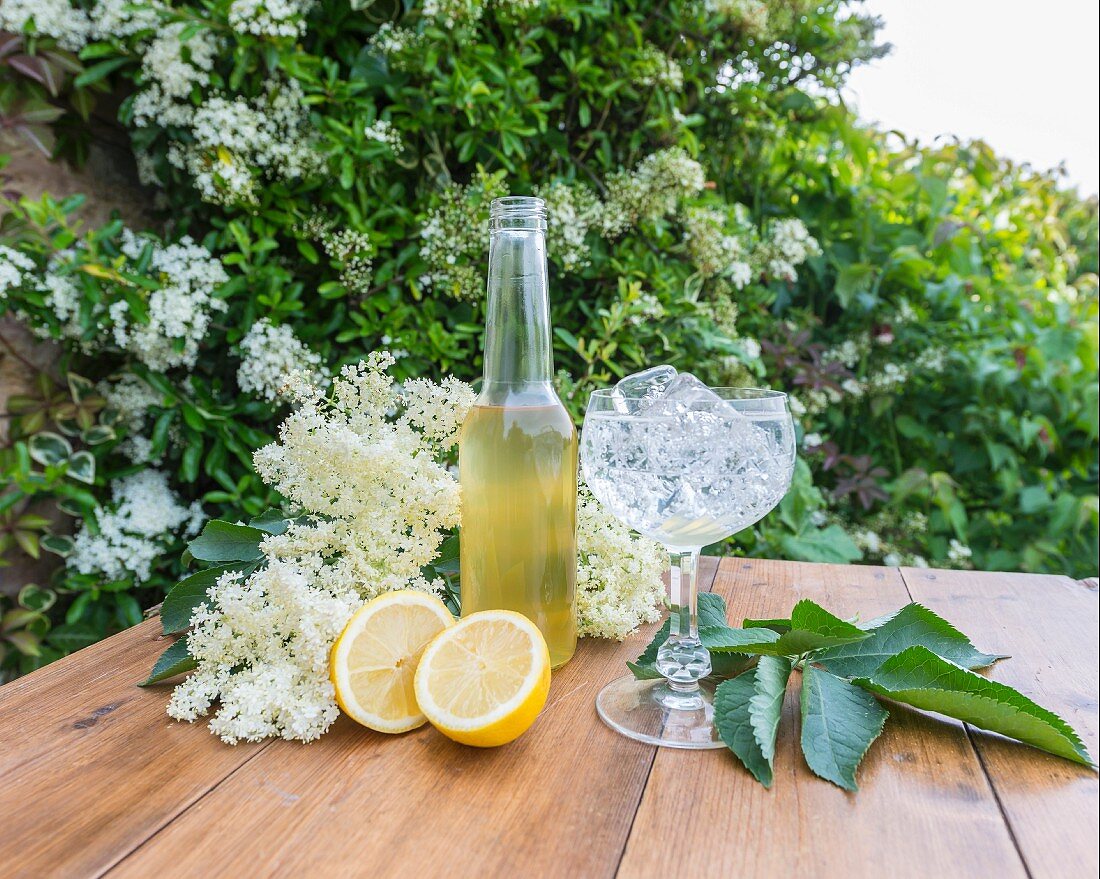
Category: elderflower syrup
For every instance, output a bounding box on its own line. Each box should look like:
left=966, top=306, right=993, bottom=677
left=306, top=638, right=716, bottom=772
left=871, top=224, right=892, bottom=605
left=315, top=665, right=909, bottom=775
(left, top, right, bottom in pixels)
left=459, top=196, right=578, bottom=669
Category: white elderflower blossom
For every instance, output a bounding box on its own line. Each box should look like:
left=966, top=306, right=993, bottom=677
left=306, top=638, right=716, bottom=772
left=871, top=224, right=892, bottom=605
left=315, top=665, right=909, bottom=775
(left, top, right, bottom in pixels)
left=914, top=346, right=948, bottom=373
left=422, top=0, right=487, bottom=28
left=228, top=0, right=315, bottom=38
left=702, top=0, right=770, bottom=37
left=535, top=180, right=602, bottom=272
left=98, top=373, right=161, bottom=435
left=0, top=245, right=36, bottom=302
left=866, top=362, right=909, bottom=395
left=368, top=23, right=425, bottom=71
left=131, top=23, right=219, bottom=128
left=321, top=228, right=375, bottom=294
left=88, top=0, right=160, bottom=39
left=363, top=119, right=404, bottom=154
left=633, top=43, right=684, bottom=91
left=575, top=486, right=666, bottom=639
left=821, top=333, right=870, bottom=369
left=947, top=539, right=973, bottom=566
left=168, top=78, right=320, bottom=204
left=69, top=470, right=203, bottom=583
left=419, top=176, right=508, bottom=300
left=108, top=230, right=229, bottom=370
left=602, top=148, right=706, bottom=237
left=0, top=0, right=91, bottom=51
left=755, top=217, right=821, bottom=283
left=681, top=206, right=754, bottom=286
left=237, top=318, right=325, bottom=402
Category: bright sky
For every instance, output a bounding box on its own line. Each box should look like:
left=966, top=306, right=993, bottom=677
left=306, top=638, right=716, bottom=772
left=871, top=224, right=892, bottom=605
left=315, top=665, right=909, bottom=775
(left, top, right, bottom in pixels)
left=844, top=0, right=1100, bottom=196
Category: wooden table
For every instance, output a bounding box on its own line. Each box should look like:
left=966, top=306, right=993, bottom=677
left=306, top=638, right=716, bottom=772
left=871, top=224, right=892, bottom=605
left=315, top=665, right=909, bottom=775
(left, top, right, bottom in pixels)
left=1, top=559, right=1096, bottom=879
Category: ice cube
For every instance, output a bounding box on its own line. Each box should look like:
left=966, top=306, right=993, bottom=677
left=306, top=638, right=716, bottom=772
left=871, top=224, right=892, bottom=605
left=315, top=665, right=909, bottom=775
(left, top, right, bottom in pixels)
left=643, top=373, right=725, bottom=416
left=611, top=365, right=678, bottom=413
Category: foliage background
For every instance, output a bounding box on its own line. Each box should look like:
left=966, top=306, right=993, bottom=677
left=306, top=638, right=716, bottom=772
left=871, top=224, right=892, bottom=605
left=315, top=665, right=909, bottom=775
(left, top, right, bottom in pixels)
left=1, top=0, right=1097, bottom=679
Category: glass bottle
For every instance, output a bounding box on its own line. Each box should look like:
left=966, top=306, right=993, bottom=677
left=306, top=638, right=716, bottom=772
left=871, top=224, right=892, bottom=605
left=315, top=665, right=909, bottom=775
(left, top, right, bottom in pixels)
left=458, top=196, right=578, bottom=668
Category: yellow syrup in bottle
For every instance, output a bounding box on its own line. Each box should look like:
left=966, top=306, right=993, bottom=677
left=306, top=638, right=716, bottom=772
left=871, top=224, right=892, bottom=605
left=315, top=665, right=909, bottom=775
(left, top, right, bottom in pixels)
left=460, top=403, right=578, bottom=668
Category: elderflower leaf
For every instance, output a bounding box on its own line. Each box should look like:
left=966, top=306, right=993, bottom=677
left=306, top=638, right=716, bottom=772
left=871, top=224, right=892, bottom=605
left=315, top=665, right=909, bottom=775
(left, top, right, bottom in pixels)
left=714, top=656, right=792, bottom=787
left=141, top=637, right=197, bottom=686
left=800, top=664, right=889, bottom=791
left=814, top=603, right=1007, bottom=678
left=853, top=647, right=1095, bottom=767
left=187, top=520, right=266, bottom=562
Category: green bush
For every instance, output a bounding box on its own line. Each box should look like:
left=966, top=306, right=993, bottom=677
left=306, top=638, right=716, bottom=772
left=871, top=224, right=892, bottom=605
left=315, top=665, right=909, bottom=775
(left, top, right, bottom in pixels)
left=1, top=0, right=1096, bottom=677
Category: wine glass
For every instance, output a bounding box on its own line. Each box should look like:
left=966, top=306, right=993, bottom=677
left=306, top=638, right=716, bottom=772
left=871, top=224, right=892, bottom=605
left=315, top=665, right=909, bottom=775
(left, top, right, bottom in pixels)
left=580, top=386, right=796, bottom=748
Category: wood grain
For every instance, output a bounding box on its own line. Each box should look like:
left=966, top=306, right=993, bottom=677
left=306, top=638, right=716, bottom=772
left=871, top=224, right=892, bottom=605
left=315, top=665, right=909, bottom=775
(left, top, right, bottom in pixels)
left=0, top=619, right=270, bottom=879
left=901, top=567, right=1099, bottom=879
left=618, top=558, right=1029, bottom=879
left=105, top=564, right=720, bottom=879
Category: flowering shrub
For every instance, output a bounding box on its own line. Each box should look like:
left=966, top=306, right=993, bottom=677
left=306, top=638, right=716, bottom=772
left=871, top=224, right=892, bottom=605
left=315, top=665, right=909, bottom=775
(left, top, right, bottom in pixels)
left=1, top=0, right=1097, bottom=679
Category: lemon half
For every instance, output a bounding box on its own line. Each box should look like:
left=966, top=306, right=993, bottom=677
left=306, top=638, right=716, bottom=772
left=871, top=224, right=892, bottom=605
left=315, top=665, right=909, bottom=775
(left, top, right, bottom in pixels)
left=330, top=590, right=455, bottom=733
left=414, top=610, right=551, bottom=747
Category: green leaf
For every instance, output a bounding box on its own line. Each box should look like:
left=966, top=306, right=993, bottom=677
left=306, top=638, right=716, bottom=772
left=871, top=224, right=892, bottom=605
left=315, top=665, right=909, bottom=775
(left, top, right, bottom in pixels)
left=780, top=525, right=862, bottom=564
left=28, top=432, right=73, bottom=466
left=854, top=646, right=1094, bottom=767
left=187, top=520, right=265, bottom=562
left=141, top=637, right=196, bottom=686
left=814, top=604, right=1007, bottom=678
left=800, top=664, right=889, bottom=791
left=67, top=450, right=96, bottom=484
left=699, top=625, right=782, bottom=653
left=248, top=509, right=289, bottom=535
left=161, top=563, right=254, bottom=634
left=714, top=656, right=792, bottom=787
left=760, top=600, right=871, bottom=656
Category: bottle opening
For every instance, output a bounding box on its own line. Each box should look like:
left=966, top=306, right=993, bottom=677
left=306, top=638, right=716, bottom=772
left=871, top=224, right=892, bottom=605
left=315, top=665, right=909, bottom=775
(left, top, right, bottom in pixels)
left=490, top=196, right=547, bottom=231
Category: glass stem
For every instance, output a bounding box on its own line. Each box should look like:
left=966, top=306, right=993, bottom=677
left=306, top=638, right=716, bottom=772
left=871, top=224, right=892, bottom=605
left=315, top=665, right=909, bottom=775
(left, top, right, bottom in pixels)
left=655, top=548, right=712, bottom=694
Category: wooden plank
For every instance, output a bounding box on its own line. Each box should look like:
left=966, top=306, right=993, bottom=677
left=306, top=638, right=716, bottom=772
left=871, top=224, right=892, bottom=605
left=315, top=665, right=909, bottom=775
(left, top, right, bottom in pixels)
left=0, top=619, right=270, bottom=879
left=618, top=558, right=1028, bottom=879
left=106, top=564, right=721, bottom=879
left=900, top=567, right=1099, bottom=879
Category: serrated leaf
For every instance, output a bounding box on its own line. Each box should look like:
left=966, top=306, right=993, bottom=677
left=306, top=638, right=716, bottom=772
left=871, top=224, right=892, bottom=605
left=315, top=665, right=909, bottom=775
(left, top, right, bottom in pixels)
left=141, top=637, right=196, bottom=686
left=800, top=664, right=889, bottom=791
left=187, top=520, right=265, bottom=562
left=771, top=600, right=871, bottom=655
left=699, top=625, right=782, bottom=653
left=814, top=604, right=1007, bottom=679
left=715, top=656, right=793, bottom=787
left=161, top=563, right=254, bottom=634
left=854, top=646, right=1094, bottom=766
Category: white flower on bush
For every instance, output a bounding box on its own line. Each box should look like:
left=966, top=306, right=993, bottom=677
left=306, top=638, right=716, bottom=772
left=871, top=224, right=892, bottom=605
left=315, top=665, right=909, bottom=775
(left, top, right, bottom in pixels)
left=108, top=230, right=229, bottom=370
left=98, top=374, right=162, bottom=463
left=756, top=217, right=821, bottom=282
left=132, top=23, right=219, bottom=128
left=69, top=470, right=203, bottom=583
left=947, top=539, right=973, bottom=566
left=681, top=207, right=754, bottom=286
left=535, top=180, right=603, bottom=272
left=633, top=43, right=684, bottom=91
left=0, top=245, right=36, bottom=301
left=228, top=0, right=315, bottom=38
left=602, top=148, right=706, bottom=237
left=363, top=119, right=404, bottom=154
left=237, top=318, right=324, bottom=402
left=0, top=0, right=91, bottom=51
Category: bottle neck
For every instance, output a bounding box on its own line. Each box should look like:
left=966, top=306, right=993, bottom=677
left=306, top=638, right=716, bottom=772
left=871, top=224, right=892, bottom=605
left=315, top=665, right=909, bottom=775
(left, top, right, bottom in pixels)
left=481, top=225, right=554, bottom=399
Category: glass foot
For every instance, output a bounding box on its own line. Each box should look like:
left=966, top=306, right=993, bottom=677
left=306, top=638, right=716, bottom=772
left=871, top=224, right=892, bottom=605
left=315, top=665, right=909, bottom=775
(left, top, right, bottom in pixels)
left=595, top=674, right=726, bottom=749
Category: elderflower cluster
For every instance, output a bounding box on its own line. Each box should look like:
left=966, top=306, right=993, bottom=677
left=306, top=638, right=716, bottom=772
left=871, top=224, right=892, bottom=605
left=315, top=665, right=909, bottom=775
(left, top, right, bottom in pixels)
left=237, top=319, right=325, bottom=402
left=632, top=44, right=684, bottom=91
left=363, top=119, right=404, bottom=154
left=227, top=0, right=315, bottom=38
left=0, top=0, right=91, bottom=51
left=947, top=539, right=973, bottom=567
left=0, top=246, right=36, bottom=303
left=702, top=0, right=770, bottom=37
left=419, top=176, right=508, bottom=300
left=681, top=207, right=755, bottom=288
left=132, top=24, right=220, bottom=129
left=422, top=0, right=487, bottom=28
left=575, top=487, right=667, bottom=639
left=98, top=373, right=164, bottom=463
left=322, top=229, right=375, bottom=294
left=755, top=218, right=822, bottom=282
left=368, top=23, right=425, bottom=71
left=107, top=230, right=229, bottom=370
left=536, top=181, right=603, bottom=272
left=88, top=0, right=160, bottom=39
left=167, top=79, right=320, bottom=205
left=69, top=470, right=203, bottom=583
left=602, top=148, right=707, bottom=237
left=170, top=354, right=474, bottom=741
